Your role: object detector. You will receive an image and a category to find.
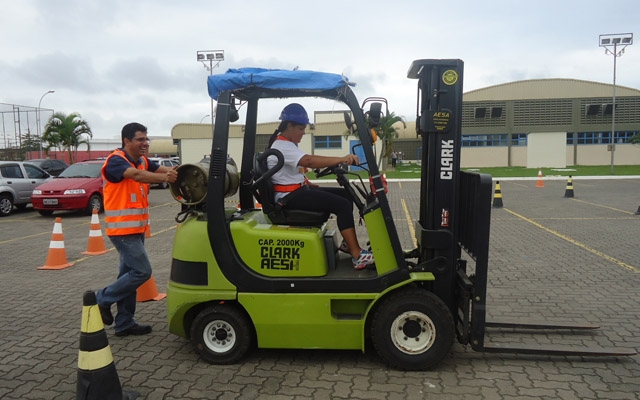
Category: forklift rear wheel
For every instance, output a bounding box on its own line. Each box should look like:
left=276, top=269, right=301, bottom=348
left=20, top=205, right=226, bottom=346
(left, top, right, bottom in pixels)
left=190, top=305, right=253, bottom=364
left=371, top=288, right=454, bottom=370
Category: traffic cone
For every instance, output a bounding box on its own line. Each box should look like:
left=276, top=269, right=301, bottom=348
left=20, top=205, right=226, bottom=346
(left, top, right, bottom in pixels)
left=635, top=205, right=640, bottom=215
left=136, top=275, right=166, bottom=302
left=82, top=210, right=107, bottom=256
left=145, top=220, right=151, bottom=238
left=563, top=176, right=575, bottom=198
left=38, top=217, right=74, bottom=270
left=536, top=170, right=544, bottom=188
left=492, top=181, right=503, bottom=208
left=76, top=291, right=139, bottom=400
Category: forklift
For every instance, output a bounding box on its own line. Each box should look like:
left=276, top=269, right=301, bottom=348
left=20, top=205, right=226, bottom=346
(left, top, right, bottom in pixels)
left=167, top=60, right=636, bottom=370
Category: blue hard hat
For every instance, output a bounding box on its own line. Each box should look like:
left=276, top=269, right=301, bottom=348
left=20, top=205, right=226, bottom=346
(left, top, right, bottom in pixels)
left=279, top=103, right=310, bottom=125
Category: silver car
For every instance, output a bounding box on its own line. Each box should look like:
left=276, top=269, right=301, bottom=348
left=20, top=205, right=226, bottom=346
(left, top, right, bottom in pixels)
left=0, top=161, right=51, bottom=216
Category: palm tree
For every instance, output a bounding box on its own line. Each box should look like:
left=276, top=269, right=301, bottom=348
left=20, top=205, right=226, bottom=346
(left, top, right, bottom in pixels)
left=343, top=111, right=407, bottom=170
left=42, top=112, right=92, bottom=163
left=374, top=112, right=406, bottom=170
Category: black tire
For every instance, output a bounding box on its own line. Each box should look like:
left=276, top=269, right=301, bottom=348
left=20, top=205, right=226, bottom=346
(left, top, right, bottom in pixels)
left=85, top=194, right=103, bottom=215
left=190, top=304, right=253, bottom=364
left=0, top=194, right=14, bottom=217
left=371, top=288, right=454, bottom=370
left=38, top=210, right=54, bottom=216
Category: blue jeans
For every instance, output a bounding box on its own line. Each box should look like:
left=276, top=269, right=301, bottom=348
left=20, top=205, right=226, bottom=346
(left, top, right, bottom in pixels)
left=97, top=233, right=152, bottom=333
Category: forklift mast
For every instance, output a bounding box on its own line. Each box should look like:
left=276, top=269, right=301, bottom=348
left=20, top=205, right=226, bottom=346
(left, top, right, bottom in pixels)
left=408, top=60, right=635, bottom=358
left=408, top=60, right=465, bottom=313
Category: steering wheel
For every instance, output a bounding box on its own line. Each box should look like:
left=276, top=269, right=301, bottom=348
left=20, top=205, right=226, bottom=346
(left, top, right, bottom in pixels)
left=314, top=164, right=349, bottom=179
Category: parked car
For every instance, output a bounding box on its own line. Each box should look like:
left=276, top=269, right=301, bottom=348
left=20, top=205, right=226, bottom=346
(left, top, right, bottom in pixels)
left=25, top=158, right=69, bottom=177
left=0, top=161, right=52, bottom=216
left=31, top=160, right=105, bottom=216
left=148, top=157, right=180, bottom=189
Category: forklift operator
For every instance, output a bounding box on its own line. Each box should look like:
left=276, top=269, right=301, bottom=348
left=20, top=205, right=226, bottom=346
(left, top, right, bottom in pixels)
left=266, top=103, right=375, bottom=270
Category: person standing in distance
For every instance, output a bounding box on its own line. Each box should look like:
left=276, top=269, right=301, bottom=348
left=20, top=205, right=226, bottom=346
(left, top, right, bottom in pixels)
left=96, top=122, right=178, bottom=336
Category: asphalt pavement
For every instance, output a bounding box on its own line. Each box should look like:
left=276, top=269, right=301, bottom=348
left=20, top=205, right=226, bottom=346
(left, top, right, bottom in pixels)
left=0, top=177, right=638, bottom=399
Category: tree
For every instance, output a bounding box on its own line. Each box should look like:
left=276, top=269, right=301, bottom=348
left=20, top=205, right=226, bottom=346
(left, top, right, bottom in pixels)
left=630, top=133, right=640, bottom=144
left=42, top=112, right=92, bottom=163
left=343, top=111, right=407, bottom=171
left=374, top=112, right=406, bottom=170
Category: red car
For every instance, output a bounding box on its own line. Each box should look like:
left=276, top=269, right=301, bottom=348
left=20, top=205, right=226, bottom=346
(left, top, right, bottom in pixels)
left=31, top=160, right=105, bottom=216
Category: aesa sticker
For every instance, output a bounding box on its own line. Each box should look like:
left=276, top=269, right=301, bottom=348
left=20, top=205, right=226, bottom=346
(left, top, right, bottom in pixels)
left=442, top=70, right=458, bottom=86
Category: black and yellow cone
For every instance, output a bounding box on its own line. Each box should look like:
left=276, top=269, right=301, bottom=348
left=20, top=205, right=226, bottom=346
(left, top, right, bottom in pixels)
left=563, top=176, right=575, bottom=198
left=635, top=205, right=640, bottom=215
left=77, top=291, right=139, bottom=400
left=492, top=181, right=503, bottom=208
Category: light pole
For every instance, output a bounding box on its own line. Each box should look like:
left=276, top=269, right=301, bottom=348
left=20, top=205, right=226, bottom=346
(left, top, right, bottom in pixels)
left=196, top=50, right=224, bottom=126
left=199, top=114, right=210, bottom=124
left=37, top=90, right=55, bottom=159
left=599, top=33, right=633, bottom=174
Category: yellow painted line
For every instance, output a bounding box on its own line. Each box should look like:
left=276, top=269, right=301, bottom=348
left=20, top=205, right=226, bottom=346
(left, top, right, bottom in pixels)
left=150, top=201, right=178, bottom=209
left=502, top=180, right=529, bottom=187
left=71, top=224, right=178, bottom=264
left=570, top=198, right=636, bottom=215
left=531, top=217, right=636, bottom=220
left=401, top=198, right=416, bottom=244
left=504, top=208, right=638, bottom=273
left=0, top=221, right=89, bottom=245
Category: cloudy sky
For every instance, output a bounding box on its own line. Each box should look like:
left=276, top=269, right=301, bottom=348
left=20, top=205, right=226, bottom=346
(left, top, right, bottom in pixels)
left=1, top=0, right=639, bottom=141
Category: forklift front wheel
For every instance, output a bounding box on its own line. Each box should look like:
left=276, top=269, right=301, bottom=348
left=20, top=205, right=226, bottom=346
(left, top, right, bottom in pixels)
left=190, top=305, right=253, bottom=364
left=371, top=288, right=454, bottom=370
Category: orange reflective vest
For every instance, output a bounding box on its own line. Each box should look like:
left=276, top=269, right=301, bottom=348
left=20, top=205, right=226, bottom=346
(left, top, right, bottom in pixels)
left=102, top=149, right=150, bottom=236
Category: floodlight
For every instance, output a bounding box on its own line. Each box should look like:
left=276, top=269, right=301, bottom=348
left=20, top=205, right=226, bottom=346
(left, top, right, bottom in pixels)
left=598, top=32, right=633, bottom=174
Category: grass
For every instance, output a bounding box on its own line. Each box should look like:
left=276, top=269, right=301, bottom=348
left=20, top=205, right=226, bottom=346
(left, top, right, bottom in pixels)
left=307, top=163, right=640, bottom=180
left=379, top=163, right=640, bottom=179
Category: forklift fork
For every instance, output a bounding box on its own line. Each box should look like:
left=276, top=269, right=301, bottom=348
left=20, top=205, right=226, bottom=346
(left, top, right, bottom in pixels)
left=457, top=172, right=637, bottom=358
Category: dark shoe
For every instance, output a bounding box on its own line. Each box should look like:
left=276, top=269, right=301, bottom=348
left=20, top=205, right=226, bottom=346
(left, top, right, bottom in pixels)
left=115, top=324, right=152, bottom=337
left=99, top=305, right=114, bottom=326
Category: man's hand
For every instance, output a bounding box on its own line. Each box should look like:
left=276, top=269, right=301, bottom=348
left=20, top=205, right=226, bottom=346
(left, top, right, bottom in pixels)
left=164, top=168, right=178, bottom=184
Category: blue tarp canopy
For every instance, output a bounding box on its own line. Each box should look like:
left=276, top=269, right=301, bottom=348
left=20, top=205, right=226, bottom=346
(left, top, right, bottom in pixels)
left=207, top=68, right=354, bottom=100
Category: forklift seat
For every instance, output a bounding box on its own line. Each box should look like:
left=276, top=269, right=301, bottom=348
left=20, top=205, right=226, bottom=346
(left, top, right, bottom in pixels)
left=251, top=149, right=329, bottom=226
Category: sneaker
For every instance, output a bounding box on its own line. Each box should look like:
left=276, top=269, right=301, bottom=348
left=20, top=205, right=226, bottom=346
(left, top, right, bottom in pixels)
left=353, top=249, right=375, bottom=270
left=338, top=239, right=350, bottom=254
left=115, top=323, right=152, bottom=337
left=99, top=305, right=113, bottom=326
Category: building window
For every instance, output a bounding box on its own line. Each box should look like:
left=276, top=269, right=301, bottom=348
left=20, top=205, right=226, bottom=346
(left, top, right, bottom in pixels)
left=313, top=135, right=342, bottom=149
left=567, top=131, right=639, bottom=145
left=462, top=134, right=508, bottom=147
left=511, top=133, right=527, bottom=146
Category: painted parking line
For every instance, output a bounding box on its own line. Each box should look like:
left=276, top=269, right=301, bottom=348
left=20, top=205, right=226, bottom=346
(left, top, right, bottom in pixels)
left=401, top=198, right=416, bottom=244
left=0, top=220, right=90, bottom=245
left=570, top=198, right=637, bottom=215
left=504, top=208, right=638, bottom=273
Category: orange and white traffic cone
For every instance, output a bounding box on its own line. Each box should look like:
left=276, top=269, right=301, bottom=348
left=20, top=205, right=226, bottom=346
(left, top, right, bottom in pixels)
left=136, top=275, right=166, bottom=302
left=145, top=219, right=151, bottom=238
left=38, top=217, right=74, bottom=270
left=82, top=209, right=107, bottom=256
left=536, top=170, right=544, bottom=188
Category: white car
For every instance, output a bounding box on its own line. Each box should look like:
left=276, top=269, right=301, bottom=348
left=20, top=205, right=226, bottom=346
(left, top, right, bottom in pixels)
left=148, top=157, right=180, bottom=189
left=0, top=161, right=52, bottom=216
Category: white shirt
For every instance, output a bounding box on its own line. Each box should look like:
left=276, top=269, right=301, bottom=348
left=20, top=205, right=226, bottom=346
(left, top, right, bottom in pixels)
left=267, top=138, right=306, bottom=201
